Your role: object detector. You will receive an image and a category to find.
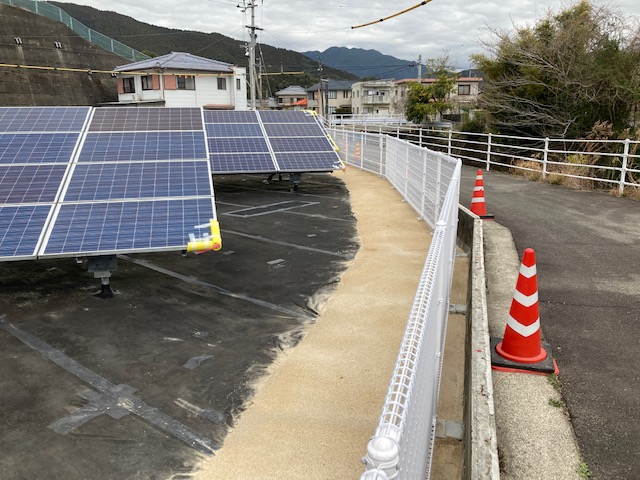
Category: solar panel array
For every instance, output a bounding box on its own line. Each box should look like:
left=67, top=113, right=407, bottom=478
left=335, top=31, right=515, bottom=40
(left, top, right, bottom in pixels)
left=0, top=107, right=217, bottom=261
left=204, top=110, right=342, bottom=174
left=0, top=107, right=341, bottom=262
left=0, top=106, right=89, bottom=260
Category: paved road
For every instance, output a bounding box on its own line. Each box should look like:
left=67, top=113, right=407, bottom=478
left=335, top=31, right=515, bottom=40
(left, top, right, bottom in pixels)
left=460, top=166, right=640, bottom=480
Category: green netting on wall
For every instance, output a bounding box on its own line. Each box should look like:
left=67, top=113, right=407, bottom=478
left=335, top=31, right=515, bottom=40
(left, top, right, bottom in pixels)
left=1, top=0, right=149, bottom=62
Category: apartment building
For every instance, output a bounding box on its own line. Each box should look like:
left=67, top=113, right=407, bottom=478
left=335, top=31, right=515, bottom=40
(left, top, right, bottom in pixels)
left=350, top=79, right=397, bottom=115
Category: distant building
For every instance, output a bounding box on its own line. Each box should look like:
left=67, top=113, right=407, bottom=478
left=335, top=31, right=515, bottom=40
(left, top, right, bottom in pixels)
left=394, top=74, right=482, bottom=115
left=350, top=79, right=397, bottom=115
left=274, top=86, right=308, bottom=110
left=306, top=80, right=354, bottom=115
left=114, top=52, right=247, bottom=109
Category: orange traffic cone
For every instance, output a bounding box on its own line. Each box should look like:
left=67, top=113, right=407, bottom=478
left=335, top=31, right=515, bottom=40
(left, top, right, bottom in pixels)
left=470, top=169, right=494, bottom=219
left=491, top=248, right=558, bottom=375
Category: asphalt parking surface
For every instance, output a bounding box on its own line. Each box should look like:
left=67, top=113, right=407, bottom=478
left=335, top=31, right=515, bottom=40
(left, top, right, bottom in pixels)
left=460, top=165, right=640, bottom=480
left=0, top=173, right=357, bottom=480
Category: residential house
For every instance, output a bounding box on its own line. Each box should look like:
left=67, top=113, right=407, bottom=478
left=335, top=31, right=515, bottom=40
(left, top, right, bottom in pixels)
left=274, top=86, right=308, bottom=109
left=306, top=80, right=355, bottom=115
left=114, top=52, right=247, bottom=109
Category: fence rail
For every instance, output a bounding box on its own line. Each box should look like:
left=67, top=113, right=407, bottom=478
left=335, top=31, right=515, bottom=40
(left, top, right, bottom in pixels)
left=330, top=129, right=461, bottom=479
left=332, top=122, right=640, bottom=196
left=1, top=0, right=149, bottom=62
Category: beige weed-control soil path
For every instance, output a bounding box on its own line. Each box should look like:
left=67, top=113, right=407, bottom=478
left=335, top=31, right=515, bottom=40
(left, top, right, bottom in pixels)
left=194, top=168, right=433, bottom=479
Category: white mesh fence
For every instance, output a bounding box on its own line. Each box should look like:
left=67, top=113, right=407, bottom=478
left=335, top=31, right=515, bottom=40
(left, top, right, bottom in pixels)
left=330, top=128, right=461, bottom=479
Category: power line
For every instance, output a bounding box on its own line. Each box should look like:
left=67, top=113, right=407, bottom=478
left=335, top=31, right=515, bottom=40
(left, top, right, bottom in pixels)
left=351, top=0, right=434, bottom=29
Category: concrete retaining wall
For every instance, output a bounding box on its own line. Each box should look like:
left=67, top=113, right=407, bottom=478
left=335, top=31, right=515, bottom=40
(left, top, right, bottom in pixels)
left=457, top=206, right=501, bottom=479
left=0, top=4, right=123, bottom=105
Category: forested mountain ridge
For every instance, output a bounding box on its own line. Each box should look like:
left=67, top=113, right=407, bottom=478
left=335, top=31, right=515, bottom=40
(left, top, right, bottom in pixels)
left=50, top=2, right=356, bottom=93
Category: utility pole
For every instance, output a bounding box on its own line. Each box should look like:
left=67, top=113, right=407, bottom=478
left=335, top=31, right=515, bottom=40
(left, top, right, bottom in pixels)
left=242, top=1, right=262, bottom=109
left=417, top=54, right=422, bottom=81
left=317, top=58, right=323, bottom=116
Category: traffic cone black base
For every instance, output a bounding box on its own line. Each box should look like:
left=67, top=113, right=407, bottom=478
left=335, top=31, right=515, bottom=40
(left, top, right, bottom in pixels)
left=490, top=337, right=558, bottom=375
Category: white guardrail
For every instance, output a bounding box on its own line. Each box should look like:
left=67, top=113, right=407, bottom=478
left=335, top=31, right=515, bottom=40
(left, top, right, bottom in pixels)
left=340, top=123, right=640, bottom=196
left=329, top=129, right=461, bottom=479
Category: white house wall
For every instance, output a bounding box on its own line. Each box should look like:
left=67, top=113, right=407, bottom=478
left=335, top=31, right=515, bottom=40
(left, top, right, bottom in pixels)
left=117, top=67, right=247, bottom=110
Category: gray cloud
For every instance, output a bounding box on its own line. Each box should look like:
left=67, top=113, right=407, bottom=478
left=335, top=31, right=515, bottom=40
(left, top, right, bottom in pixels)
left=57, top=0, right=639, bottom=68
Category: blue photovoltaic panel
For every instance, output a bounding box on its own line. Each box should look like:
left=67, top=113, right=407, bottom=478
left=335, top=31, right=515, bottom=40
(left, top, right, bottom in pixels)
left=0, top=205, right=52, bottom=259
left=209, top=154, right=276, bottom=174
left=0, top=133, right=81, bottom=164
left=78, top=132, right=207, bottom=162
left=0, top=107, right=90, bottom=133
left=204, top=123, right=264, bottom=137
left=42, top=198, right=215, bottom=256
left=0, top=106, right=218, bottom=261
left=0, top=165, right=67, bottom=204
left=275, top=152, right=343, bottom=172
left=258, top=110, right=317, bottom=123
left=64, top=161, right=212, bottom=201
left=207, top=137, right=269, bottom=154
left=204, top=110, right=258, bottom=123
left=88, top=107, right=203, bottom=132
left=263, top=123, right=326, bottom=137
left=269, top=137, right=335, bottom=153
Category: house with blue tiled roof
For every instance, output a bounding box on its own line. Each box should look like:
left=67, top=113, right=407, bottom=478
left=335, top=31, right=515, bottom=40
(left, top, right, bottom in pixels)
left=114, top=52, right=247, bottom=109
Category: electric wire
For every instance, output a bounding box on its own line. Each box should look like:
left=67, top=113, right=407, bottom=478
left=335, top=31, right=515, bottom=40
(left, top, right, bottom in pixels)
left=351, top=0, right=434, bottom=29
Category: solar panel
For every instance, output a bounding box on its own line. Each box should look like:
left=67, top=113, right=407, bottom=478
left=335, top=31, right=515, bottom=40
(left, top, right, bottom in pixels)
left=41, top=199, right=216, bottom=256
left=64, top=161, right=212, bottom=201
left=275, top=152, right=344, bottom=171
left=0, top=205, right=53, bottom=260
left=0, top=106, right=219, bottom=261
left=258, top=110, right=317, bottom=124
left=263, top=123, right=326, bottom=137
left=0, top=107, right=90, bottom=133
left=205, top=123, right=264, bottom=137
left=269, top=137, right=335, bottom=153
left=204, top=110, right=258, bottom=123
left=88, top=107, right=203, bottom=132
left=209, top=153, right=276, bottom=174
left=0, top=165, right=67, bottom=204
left=79, top=132, right=208, bottom=162
left=0, top=133, right=82, bottom=164
left=204, top=109, right=341, bottom=174
left=207, top=137, right=270, bottom=154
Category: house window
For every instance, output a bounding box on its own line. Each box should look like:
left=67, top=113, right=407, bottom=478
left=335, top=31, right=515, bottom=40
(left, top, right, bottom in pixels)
left=176, top=75, right=195, bottom=90
left=236, top=78, right=241, bottom=90
left=217, top=77, right=227, bottom=90
left=328, top=90, right=337, bottom=99
left=458, top=84, right=471, bottom=95
left=122, top=77, right=135, bottom=94
left=278, top=97, right=283, bottom=104
left=141, top=76, right=153, bottom=90
left=342, top=91, right=350, bottom=99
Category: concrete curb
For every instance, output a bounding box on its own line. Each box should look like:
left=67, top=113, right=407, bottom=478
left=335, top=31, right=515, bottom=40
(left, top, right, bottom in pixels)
left=458, top=205, right=501, bottom=479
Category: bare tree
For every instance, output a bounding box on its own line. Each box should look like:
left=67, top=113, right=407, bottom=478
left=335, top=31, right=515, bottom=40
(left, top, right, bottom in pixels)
left=473, top=1, right=640, bottom=138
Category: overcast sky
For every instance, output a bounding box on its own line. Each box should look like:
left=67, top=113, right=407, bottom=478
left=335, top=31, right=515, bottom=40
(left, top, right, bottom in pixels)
left=58, top=0, right=639, bottom=69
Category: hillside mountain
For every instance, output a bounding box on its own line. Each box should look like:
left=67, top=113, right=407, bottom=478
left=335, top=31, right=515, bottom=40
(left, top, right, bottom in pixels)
left=302, top=47, right=419, bottom=80
left=49, top=2, right=357, bottom=94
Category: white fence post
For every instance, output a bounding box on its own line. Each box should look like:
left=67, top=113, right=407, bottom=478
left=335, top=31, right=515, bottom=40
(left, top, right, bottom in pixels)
left=542, top=138, right=549, bottom=180
left=447, top=130, right=452, bottom=156
left=619, top=138, right=630, bottom=196
left=421, top=150, right=428, bottom=219
left=486, top=133, right=492, bottom=171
